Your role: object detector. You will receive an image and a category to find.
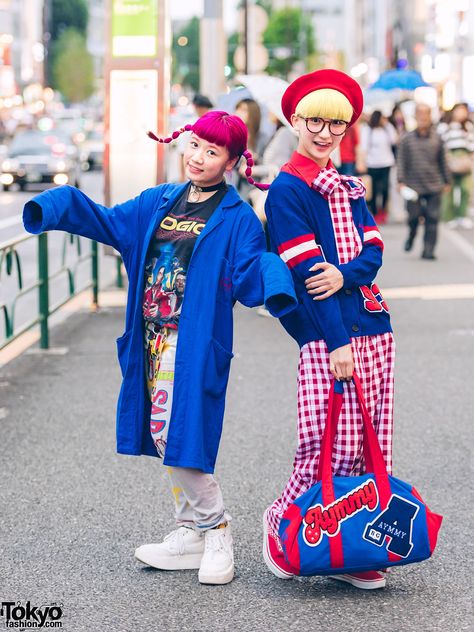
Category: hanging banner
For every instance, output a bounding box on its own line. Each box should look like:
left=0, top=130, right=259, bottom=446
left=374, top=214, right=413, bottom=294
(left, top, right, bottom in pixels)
left=112, top=0, right=158, bottom=57
left=105, top=0, right=169, bottom=206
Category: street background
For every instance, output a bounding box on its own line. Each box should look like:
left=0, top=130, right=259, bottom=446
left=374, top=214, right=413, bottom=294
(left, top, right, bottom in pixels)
left=0, top=222, right=472, bottom=631
left=1, top=1, right=474, bottom=630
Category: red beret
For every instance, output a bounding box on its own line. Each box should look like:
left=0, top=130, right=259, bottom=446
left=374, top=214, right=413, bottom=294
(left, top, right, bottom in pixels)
left=281, top=69, right=363, bottom=127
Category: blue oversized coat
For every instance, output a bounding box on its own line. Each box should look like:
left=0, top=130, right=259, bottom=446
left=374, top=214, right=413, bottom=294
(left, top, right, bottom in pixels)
left=23, top=183, right=297, bottom=473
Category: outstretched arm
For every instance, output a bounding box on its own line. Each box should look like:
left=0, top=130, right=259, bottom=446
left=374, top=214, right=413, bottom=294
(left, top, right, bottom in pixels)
left=23, top=184, right=144, bottom=254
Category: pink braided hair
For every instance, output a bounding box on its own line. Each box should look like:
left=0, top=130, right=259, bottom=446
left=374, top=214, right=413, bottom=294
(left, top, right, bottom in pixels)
left=147, top=110, right=270, bottom=191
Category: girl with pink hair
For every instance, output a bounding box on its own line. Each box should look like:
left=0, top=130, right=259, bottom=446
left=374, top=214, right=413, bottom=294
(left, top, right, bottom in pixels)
left=23, top=110, right=296, bottom=586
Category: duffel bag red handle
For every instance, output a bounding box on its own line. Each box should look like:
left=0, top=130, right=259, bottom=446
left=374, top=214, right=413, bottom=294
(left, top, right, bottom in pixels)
left=317, top=373, right=393, bottom=509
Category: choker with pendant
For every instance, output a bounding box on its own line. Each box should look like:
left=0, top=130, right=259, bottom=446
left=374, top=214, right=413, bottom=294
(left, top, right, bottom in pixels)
left=189, top=180, right=226, bottom=202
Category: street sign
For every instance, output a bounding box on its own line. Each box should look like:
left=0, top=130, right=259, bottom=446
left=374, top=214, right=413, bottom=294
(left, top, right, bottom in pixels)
left=112, top=0, right=158, bottom=57
left=105, top=0, right=170, bottom=206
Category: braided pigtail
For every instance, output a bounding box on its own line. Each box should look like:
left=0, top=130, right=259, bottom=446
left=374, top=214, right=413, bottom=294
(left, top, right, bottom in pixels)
left=147, top=124, right=193, bottom=144
left=242, top=149, right=270, bottom=191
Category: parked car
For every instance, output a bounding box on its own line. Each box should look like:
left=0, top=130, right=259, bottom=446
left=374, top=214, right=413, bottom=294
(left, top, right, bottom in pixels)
left=0, top=129, right=81, bottom=191
left=79, top=126, right=104, bottom=171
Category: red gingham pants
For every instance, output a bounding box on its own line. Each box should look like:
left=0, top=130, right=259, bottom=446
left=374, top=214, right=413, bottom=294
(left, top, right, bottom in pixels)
left=267, top=332, right=396, bottom=536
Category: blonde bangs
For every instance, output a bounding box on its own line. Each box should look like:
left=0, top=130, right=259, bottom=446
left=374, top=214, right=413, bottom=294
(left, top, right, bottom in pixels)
left=295, top=89, right=353, bottom=121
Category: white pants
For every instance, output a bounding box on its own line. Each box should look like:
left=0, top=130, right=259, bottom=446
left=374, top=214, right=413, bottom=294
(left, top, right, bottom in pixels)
left=146, top=327, right=230, bottom=530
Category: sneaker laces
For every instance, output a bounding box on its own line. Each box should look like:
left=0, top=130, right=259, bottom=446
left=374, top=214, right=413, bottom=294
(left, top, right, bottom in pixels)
left=205, top=529, right=230, bottom=554
left=164, top=528, right=188, bottom=555
left=267, top=523, right=284, bottom=552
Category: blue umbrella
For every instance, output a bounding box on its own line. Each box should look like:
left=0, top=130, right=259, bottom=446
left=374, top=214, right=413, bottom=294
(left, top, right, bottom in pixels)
left=369, top=69, right=430, bottom=91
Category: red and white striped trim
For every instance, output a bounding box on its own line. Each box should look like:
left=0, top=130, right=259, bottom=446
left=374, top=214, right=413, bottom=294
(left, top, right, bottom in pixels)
left=277, top=234, right=323, bottom=269
left=363, top=226, right=384, bottom=250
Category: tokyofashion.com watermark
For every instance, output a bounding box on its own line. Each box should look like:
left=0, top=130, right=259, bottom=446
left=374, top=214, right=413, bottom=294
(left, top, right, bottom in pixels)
left=0, top=602, right=63, bottom=629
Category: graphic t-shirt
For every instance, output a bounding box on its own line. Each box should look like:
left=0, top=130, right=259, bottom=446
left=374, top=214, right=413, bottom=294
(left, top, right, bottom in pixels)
left=142, top=183, right=227, bottom=330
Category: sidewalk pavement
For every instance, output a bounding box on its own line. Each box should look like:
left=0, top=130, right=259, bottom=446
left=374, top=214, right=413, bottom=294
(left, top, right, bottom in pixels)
left=0, top=223, right=472, bottom=631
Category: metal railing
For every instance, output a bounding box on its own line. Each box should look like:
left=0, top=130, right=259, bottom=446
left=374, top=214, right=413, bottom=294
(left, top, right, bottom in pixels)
left=0, top=231, right=100, bottom=350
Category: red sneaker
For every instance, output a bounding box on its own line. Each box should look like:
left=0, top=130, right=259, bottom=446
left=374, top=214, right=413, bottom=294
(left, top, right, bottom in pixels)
left=329, top=570, right=386, bottom=590
left=262, top=510, right=295, bottom=580
left=375, top=209, right=388, bottom=225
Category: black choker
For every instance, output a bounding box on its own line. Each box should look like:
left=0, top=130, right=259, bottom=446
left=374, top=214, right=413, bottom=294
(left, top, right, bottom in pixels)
left=189, top=180, right=226, bottom=202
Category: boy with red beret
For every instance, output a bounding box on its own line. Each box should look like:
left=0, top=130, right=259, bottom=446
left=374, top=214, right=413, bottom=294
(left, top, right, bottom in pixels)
left=262, top=69, right=395, bottom=590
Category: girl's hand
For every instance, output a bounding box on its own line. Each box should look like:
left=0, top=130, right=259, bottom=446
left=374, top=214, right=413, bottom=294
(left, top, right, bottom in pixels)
left=329, top=344, right=354, bottom=381
left=305, top=262, right=344, bottom=300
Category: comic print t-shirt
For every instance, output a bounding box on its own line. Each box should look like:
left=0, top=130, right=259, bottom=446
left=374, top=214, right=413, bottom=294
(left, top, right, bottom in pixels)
left=142, top=183, right=227, bottom=330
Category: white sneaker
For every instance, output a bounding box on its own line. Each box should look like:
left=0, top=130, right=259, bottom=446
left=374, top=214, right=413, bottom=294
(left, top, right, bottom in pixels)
left=198, top=524, right=234, bottom=585
left=135, top=526, right=204, bottom=570
left=460, top=217, right=473, bottom=229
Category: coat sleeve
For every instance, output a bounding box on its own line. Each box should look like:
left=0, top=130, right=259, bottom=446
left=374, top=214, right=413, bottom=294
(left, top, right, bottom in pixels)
left=265, top=184, right=351, bottom=353
left=335, top=198, right=384, bottom=289
left=231, top=209, right=297, bottom=317
left=22, top=184, right=145, bottom=254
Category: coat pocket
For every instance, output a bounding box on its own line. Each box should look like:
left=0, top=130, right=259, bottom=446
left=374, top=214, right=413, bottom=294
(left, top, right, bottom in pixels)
left=116, top=330, right=132, bottom=377
left=204, top=337, right=234, bottom=399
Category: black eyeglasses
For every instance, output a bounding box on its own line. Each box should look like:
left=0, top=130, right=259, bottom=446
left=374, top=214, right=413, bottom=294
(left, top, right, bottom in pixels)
left=298, top=116, right=349, bottom=136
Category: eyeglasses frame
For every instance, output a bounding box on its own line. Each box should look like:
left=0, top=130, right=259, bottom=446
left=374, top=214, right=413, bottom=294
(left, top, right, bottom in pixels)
left=297, top=115, right=349, bottom=136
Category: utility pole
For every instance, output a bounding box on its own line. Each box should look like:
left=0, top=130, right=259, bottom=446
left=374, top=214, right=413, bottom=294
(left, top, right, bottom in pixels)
left=105, top=0, right=170, bottom=205
left=244, top=0, right=248, bottom=74
left=200, top=0, right=226, bottom=102
left=42, top=0, right=52, bottom=87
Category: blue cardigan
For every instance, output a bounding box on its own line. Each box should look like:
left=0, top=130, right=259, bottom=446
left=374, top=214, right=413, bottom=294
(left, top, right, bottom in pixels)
left=23, top=183, right=297, bottom=473
left=265, top=171, right=392, bottom=352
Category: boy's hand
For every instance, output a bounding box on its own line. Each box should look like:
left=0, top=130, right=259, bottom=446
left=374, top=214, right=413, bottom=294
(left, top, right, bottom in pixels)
left=305, top=262, right=344, bottom=300
left=329, top=344, right=354, bottom=381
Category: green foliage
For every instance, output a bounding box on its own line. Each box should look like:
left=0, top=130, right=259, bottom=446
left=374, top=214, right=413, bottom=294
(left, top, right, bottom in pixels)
left=227, top=32, right=239, bottom=79
left=47, top=0, right=89, bottom=88
left=52, top=29, right=95, bottom=103
left=51, top=0, right=88, bottom=40
left=228, top=1, right=271, bottom=76
left=172, top=17, right=200, bottom=92
left=263, top=8, right=316, bottom=77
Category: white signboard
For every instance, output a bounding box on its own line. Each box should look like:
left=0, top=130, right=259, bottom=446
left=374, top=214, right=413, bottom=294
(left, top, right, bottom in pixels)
left=109, top=69, right=158, bottom=205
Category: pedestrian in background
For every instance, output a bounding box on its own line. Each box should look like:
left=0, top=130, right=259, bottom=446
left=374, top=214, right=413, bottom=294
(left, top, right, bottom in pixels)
left=438, top=102, right=474, bottom=229
left=387, top=103, right=408, bottom=223
left=247, top=112, right=298, bottom=223
left=359, top=110, right=397, bottom=223
left=388, top=103, right=407, bottom=151
left=397, top=103, right=452, bottom=259
left=263, top=69, right=394, bottom=591
left=338, top=122, right=360, bottom=176
left=234, top=98, right=271, bottom=201
left=22, top=111, right=296, bottom=586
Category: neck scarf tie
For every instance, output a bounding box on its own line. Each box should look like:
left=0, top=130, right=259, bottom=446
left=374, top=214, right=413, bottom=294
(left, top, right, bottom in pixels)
left=311, top=168, right=366, bottom=264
